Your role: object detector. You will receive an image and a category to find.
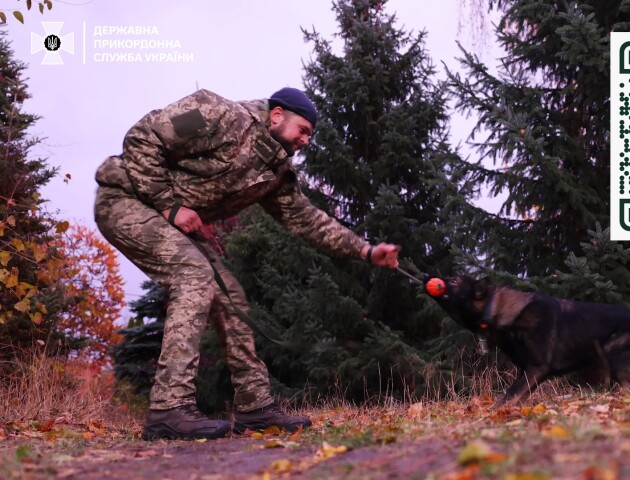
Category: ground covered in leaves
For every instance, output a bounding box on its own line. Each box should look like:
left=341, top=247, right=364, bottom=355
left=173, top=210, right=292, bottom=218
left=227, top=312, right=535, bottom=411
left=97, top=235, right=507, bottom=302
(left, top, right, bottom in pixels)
left=2, top=391, right=630, bottom=479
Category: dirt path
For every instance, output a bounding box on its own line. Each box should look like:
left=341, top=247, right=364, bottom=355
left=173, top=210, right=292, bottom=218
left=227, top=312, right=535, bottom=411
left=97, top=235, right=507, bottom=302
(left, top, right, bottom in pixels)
left=4, top=394, right=630, bottom=479
left=0, top=435, right=460, bottom=480
left=3, top=432, right=630, bottom=480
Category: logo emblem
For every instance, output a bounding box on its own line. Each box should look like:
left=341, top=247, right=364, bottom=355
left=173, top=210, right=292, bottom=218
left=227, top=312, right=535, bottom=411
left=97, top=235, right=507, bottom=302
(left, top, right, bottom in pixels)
left=619, top=199, right=630, bottom=232
left=44, top=34, right=61, bottom=52
left=31, top=22, right=74, bottom=65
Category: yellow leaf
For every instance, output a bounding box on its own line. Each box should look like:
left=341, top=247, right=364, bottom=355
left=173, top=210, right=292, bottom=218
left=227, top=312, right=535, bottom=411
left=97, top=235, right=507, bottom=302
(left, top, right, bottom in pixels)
left=14, top=300, right=30, bottom=313
left=194, top=438, right=208, bottom=443
left=6, top=215, right=16, bottom=227
left=13, top=11, right=24, bottom=23
left=11, top=238, right=25, bottom=252
left=263, top=439, right=286, bottom=449
left=55, top=221, right=70, bottom=234
left=270, top=459, right=293, bottom=472
left=6, top=274, right=18, bottom=288
left=37, top=302, right=48, bottom=314
left=505, top=473, right=550, bottom=480
left=250, top=432, right=264, bottom=439
left=82, top=432, right=93, bottom=440
left=0, top=251, right=11, bottom=266
left=0, top=12, right=6, bottom=23
left=532, top=404, right=547, bottom=415
left=542, top=425, right=570, bottom=439
left=29, top=312, right=43, bottom=325
left=0, top=222, right=4, bottom=237
left=16, top=283, right=26, bottom=297
left=457, top=440, right=493, bottom=466
left=31, top=243, right=47, bottom=262
left=0, top=315, right=5, bottom=324
left=262, top=425, right=281, bottom=436
left=315, top=441, right=348, bottom=461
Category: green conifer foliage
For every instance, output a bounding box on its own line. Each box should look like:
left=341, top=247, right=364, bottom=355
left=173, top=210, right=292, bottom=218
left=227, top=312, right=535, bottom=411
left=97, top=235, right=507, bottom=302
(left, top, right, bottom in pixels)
left=222, top=0, right=472, bottom=403
left=0, top=31, right=59, bottom=358
left=448, top=0, right=627, bottom=276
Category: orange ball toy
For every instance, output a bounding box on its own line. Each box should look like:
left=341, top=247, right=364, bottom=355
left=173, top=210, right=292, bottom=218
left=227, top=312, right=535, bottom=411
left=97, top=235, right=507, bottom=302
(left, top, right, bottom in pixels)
left=426, top=277, right=446, bottom=297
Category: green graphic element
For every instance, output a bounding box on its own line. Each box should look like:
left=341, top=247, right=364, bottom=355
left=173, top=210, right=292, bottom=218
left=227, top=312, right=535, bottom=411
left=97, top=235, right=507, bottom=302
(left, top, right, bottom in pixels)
left=621, top=42, right=630, bottom=73
left=619, top=199, right=630, bottom=231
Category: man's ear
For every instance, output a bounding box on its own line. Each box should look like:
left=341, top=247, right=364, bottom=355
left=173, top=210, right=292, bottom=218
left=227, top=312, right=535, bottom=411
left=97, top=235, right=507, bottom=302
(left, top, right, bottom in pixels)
left=269, top=106, right=285, bottom=126
left=473, top=277, right=492, bottom=300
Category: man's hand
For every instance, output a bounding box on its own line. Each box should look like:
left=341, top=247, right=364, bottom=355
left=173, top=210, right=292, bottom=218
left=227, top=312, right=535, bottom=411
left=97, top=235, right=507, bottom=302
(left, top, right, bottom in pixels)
left=361, top=243, right=400, bottom=268
left=161, top=206, right=202, bottom=234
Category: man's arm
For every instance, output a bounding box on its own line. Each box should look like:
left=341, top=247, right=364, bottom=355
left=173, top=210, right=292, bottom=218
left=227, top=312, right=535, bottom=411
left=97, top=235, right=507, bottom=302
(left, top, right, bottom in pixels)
left=260, top=181, right=399, bottom=267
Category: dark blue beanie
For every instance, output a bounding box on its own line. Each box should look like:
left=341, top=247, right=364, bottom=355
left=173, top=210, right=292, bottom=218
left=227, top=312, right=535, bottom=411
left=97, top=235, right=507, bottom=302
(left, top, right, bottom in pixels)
left=269, top=87, right=317, bottom=128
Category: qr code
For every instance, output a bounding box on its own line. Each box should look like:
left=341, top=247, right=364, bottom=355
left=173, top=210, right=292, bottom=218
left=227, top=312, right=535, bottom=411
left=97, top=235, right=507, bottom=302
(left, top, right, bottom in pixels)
left=618, top=85, right=630, bottom=195
left=611, top=35, right=630, bottom=239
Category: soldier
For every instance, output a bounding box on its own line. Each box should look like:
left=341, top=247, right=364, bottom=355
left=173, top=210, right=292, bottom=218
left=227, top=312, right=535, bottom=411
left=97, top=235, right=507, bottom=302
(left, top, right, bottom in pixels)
left=94, top=87, right=400, bottom=440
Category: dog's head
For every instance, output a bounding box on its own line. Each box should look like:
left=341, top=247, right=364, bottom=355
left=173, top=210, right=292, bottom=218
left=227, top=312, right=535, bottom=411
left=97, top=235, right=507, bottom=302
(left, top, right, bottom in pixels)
left=429, top=275, right=494, bottom=332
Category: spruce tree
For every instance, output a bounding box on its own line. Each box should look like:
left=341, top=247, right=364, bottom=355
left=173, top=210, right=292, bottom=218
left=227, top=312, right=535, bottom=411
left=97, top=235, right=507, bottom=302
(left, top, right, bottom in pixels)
left=0, top=31, right=59, bottom=357
left=447, top=0, right=628, bottom=277
left=223, top=0, right=473, bottom=402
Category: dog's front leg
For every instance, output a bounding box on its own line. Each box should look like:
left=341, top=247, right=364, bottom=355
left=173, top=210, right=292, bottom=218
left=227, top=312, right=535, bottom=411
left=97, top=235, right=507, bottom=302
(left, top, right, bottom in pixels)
left=495, top=366, right=549, bottom=407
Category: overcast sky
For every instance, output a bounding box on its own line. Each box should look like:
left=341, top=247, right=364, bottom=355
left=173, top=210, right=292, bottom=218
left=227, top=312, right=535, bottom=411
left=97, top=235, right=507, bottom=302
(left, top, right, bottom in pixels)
left=3, top=0, right=502, bottom=314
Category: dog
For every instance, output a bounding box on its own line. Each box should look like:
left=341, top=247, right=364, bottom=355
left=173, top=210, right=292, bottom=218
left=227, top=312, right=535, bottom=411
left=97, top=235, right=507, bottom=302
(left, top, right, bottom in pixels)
left=429, top=275, right=630, bottom=405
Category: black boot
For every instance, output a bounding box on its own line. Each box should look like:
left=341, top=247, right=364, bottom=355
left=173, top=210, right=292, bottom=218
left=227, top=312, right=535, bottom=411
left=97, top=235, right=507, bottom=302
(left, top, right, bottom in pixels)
left=233, top=403, right=312, bottom=434
left=142, top=404, right=231, bottom=440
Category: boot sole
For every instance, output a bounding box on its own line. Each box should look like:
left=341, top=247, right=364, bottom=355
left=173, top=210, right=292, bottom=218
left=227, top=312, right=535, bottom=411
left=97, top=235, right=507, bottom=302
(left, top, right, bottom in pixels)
left=142, top=422, right=231, bottom=441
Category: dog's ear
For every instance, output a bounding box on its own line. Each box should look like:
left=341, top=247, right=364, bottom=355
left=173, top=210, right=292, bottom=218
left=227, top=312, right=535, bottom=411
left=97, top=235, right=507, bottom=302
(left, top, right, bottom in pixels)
left=473, top=277, right=492, bottom=300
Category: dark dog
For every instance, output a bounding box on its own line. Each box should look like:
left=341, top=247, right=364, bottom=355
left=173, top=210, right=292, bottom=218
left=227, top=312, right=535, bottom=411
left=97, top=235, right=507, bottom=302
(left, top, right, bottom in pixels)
left=430, top=275, right=630, bottom=405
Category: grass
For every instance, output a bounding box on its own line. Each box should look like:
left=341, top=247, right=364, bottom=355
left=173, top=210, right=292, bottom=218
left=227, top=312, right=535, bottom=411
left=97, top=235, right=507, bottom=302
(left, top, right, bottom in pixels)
left=0, top=353, right=629, bottom=479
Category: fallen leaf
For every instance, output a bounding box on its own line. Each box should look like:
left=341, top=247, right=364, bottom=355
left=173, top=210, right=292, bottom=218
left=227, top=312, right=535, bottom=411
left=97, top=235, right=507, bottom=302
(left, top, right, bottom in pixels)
left=505, top=473, right=550, bottom=480
left=134, top=450, right=163, bottom=458
left=582, top=466, right=616, bottom=480
left=37, top=419, right=55, bottom=432
left=289, top=425, right=303, bottom=441
left=270, top=459, right=293, bottom=472
left=553, top=453, right=585, bottom=463
left=589, top=404, right=610, bottom=414
left=261, top=425, right=281, bottom=436
left=457, top=440, right=494, bottom=466
left=263, top=439, right=286, bottom=449
left=541, top=425, right=570, bottom=439
left=315, top=441, right=348, bottom=461
left=532, top=404, right=547, bottom=415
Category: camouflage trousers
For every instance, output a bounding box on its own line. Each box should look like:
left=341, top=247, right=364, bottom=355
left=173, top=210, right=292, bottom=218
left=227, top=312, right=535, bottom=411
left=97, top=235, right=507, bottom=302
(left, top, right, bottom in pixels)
left=94, top=186, right=273, bottom=412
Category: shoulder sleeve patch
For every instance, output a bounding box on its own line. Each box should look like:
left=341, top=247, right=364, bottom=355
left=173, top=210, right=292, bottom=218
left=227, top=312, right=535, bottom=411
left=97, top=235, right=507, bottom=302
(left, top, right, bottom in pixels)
left=170, top=109, right=207, bottom=138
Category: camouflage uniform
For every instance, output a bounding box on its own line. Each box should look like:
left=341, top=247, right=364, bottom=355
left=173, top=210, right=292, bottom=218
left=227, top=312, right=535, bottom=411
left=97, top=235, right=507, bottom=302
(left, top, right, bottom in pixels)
left=94, top=89, right=368, bottom=412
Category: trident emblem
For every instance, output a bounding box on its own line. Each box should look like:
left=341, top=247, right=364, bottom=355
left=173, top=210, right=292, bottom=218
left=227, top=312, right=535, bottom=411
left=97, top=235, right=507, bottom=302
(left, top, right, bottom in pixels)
left=44, top=34, right=60, bottom=52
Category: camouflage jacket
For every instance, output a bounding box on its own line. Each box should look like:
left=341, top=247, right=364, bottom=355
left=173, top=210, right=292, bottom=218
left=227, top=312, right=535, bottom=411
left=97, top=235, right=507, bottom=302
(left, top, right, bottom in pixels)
left=95, top=89, right=367, bottom=258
